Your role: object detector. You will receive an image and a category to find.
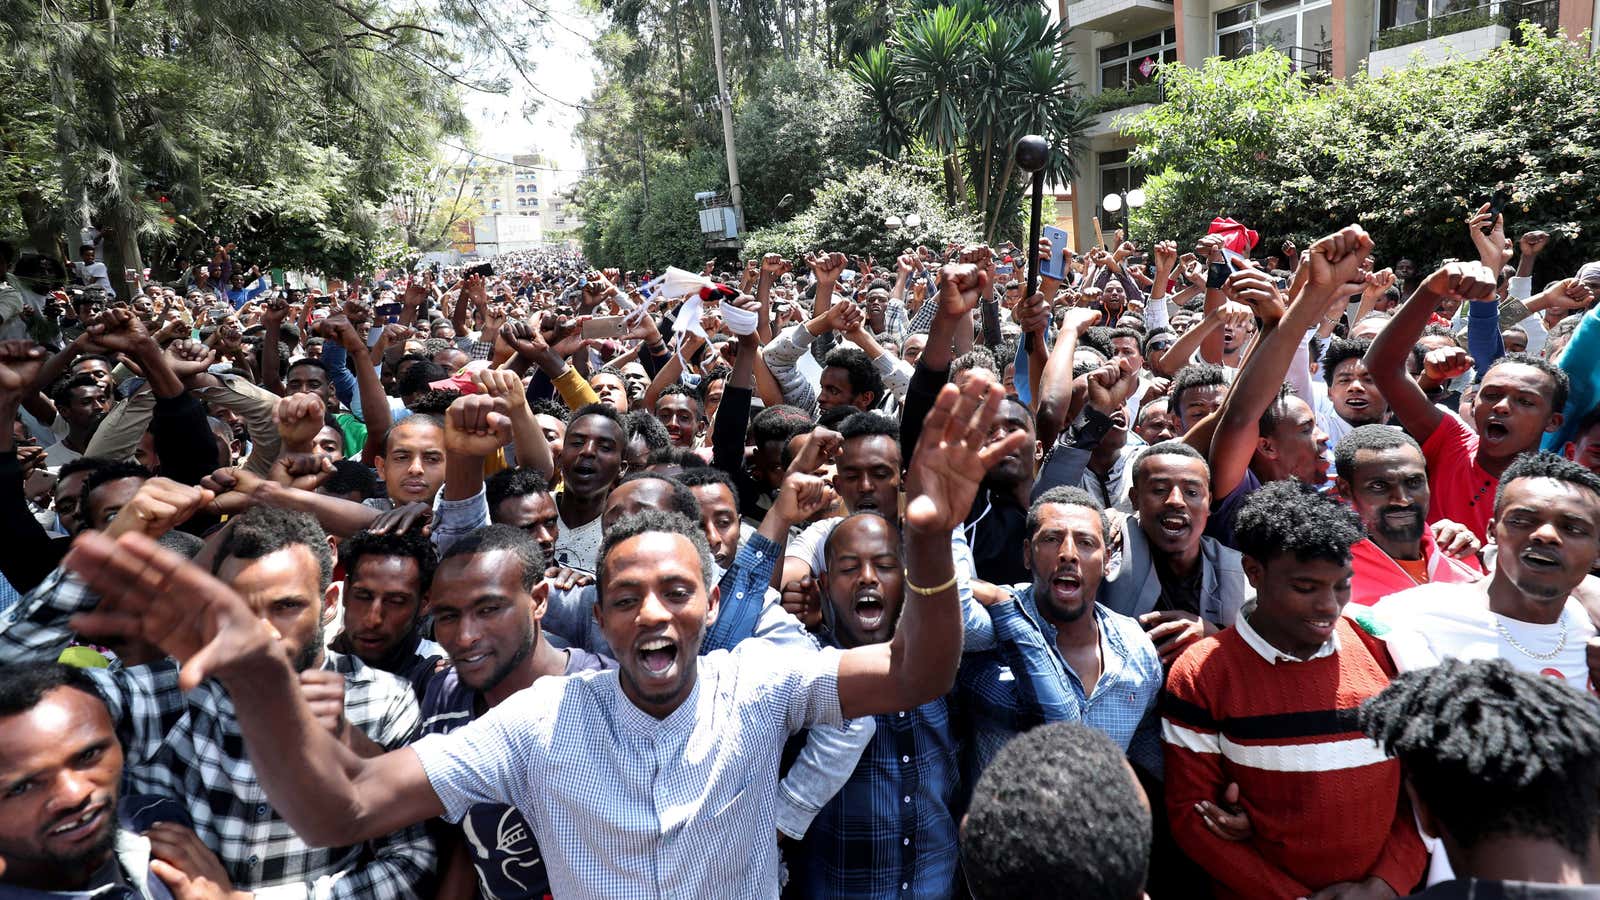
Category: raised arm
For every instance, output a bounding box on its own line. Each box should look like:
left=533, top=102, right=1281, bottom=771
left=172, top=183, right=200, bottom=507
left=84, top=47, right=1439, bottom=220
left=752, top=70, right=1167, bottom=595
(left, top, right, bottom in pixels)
left=1365, top=261, right=1497, bottom=443
left=1034, top=308, right=1101, bottom=450
left=837, top=267, right=1027, bottom=719
left=479, top=368, right=551, bottom=479
left=60, top=530, right=444, bottom=848
left=1209, top=228, right=1371, bottom=499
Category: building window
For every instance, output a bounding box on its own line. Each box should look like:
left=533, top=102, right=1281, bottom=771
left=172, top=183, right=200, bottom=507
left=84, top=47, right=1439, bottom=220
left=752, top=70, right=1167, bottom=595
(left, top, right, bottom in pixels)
left=1215, top=0, right=1333, bottom=72
left=1098, top=28, right=1177, bottom=91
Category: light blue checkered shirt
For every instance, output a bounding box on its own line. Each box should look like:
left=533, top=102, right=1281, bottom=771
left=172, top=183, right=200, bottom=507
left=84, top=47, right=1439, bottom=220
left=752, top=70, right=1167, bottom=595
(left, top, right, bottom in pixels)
left=411, top=639, right=846, bottom=899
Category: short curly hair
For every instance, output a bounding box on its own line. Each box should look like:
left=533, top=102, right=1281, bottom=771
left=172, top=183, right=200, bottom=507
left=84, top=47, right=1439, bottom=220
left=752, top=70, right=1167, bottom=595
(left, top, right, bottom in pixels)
left=1233, top=479, right=1364, bottom=564
left=1361, top=657, right=1600, bottom=856
left=962, top=723, right=1151, bottom=900
left=340, top=528, right=438, bottom=597
left=1495, top=450, right=1600, bottom=515
left=822, top=346, right=883, bottom=403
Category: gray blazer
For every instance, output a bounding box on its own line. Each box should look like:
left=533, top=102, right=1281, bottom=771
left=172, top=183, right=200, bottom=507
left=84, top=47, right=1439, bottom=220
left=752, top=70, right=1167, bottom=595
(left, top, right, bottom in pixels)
left=1100, top=509, right=1251, bottom=628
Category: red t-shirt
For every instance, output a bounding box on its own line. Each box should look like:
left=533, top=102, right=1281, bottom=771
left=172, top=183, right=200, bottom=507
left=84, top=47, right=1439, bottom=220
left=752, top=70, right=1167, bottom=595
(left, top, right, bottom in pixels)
left=1421, top=412, right=1496, bottom=543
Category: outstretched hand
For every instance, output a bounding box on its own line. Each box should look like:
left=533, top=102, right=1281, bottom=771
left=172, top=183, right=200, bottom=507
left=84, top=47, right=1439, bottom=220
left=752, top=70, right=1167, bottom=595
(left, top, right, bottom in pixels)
left=904, top=372, right=1029, bottom=534
left=64, top=531, right=279, bottom=691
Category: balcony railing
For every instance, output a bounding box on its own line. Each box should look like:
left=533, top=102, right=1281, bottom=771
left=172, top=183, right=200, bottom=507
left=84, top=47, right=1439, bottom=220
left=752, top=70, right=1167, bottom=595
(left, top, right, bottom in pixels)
left=1220, top=41, right=1334, bottom=77
left=1375, top=0, right=1557, bottom=49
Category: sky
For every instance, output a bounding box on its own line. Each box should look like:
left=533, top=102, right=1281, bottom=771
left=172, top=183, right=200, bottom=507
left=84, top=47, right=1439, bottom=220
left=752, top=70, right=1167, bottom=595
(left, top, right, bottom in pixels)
left=458, top=0, right=601, bottom=191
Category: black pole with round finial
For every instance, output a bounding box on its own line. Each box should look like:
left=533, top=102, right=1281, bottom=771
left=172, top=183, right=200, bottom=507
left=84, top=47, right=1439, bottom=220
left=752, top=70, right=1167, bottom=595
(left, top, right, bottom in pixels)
left=1015, top=134, right=1051, bottom=351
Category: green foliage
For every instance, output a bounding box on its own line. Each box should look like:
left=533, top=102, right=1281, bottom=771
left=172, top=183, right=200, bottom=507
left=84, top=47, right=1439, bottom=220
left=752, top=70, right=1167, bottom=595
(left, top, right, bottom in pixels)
left=744, top=164, right=979, bottom=259
left=0, top=0, right=501, bottom=280
left=733, top=56, right=880, bottom=228
left=582, top=152, right=727, bottom=270
left=1124, top=29, right=1600, bottom=274
left=1376, top=5, right=1498, bottom=49
left=1082, top=80, right=1164, bottom=114
left=847, top=0, right=1085, bottom=241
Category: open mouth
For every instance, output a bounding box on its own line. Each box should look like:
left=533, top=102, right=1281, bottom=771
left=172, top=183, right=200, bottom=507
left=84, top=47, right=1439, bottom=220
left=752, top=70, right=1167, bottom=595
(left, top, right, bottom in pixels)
left=1484, top=421, right=1511, bottom=441
left=1344, top=397, right=1369, bottom=410
left=854, top=593, right=886, bottom=630
left=1520, top=550, right=1562, bottom=571
left=638, top=637, right=678, bottom=676
left=1050, top=572, right=1082, bottom=603
left=854, top=496, right=878, bottom=510
left=1158, top=514, right=1190, bottom=539
left=48, top=804, right=106, bottom=842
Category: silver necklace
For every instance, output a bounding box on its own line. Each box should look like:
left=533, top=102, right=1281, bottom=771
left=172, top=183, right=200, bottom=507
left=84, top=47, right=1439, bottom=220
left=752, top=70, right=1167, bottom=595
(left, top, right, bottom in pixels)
left=1495, top=609, right=1568, bottom=661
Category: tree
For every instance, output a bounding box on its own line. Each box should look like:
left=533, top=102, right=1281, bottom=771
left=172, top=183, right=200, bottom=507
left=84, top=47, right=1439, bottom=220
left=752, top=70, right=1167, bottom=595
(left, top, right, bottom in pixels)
left=0, top=0, right=526, bottom=285
left=1124, top=29, right=1600, bottom=275
left=847, top=0, right=1086, bottom=244
left=387, top=150, right=485, bottom=256
left=581, top=151, right=726, bottom=270
left=732, top=55, right=879, bottom=228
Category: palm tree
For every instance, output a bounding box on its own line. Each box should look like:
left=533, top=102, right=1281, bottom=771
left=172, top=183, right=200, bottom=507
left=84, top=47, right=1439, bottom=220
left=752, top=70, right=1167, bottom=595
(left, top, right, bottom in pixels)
left=848, top=0, right=1086, bottom=240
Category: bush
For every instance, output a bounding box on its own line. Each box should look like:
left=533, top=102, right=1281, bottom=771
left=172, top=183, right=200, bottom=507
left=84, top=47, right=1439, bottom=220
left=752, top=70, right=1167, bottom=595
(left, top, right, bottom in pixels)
left=1083, top=81, right=1163, bottom=115
left=744, top=164, right=980, bottom=260
left=1123, top=28, right=1600, bottom=276
left=1376, top=5, right=1496, bottom=49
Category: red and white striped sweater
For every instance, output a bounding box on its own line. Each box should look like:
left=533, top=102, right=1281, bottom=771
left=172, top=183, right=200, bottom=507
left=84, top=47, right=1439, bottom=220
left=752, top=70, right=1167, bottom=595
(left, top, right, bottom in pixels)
left=1161, top=616, right=1427, bottom=899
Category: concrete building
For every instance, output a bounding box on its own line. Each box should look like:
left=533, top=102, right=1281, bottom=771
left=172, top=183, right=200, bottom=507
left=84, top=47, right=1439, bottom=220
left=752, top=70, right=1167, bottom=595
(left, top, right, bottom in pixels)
left=455, top=153, right=551, bottom=220
left=1060, top=0, right=1588, bottom=251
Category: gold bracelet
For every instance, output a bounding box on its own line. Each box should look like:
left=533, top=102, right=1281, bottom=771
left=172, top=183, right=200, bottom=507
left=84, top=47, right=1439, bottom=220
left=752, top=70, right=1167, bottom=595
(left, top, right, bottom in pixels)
left=904, top=571, right=958, bottom=596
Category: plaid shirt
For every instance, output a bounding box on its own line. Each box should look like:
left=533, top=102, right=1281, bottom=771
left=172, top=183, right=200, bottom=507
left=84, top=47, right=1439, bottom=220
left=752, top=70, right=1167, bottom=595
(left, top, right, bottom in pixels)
left=0, top=569, right=436, bottom=899
left=972, top=585, right=1164, bottom=774
left=881, top=299, right=910, bottom=345
left=795, top=680, right=960, bottom=899
left=455, top=335, right=494, bottom=361
left=906, top=294, right=939, bottom=336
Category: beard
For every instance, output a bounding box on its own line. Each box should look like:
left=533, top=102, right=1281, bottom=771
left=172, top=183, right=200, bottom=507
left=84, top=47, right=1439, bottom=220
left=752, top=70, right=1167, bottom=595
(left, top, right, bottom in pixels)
left=291, top=619, right=325, bottom=673
left=1373, top=505, right=1425, bottom=546
left=465, top=620, right=535, bottom=694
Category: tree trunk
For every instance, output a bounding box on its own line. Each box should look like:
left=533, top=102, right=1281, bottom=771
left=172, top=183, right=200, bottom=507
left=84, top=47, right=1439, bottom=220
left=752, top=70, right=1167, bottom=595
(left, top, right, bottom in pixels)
left=90, top=0, right=143, bottom=301
left=947, top=153, right=967, bottom=213
left=13, top=190, right=65, bottom=262
left=976, top=128, right=994, bottom=229
left=985, top=149, right=1018, bottom=243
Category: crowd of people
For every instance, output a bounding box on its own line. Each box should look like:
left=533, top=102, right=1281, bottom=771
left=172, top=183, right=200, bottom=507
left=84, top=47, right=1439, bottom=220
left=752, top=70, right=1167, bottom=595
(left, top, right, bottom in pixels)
left=0, top=208, right=1599, bottom=900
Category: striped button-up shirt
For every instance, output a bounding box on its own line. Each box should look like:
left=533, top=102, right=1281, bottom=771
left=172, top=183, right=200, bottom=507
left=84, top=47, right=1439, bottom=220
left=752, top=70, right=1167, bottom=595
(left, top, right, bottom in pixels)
left=411, top=639, right=846, bottom=899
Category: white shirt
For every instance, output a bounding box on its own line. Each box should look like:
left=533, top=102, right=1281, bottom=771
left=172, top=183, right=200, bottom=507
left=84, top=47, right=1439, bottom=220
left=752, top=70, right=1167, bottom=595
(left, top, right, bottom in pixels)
left=1371, top=583, right=1596, bottom=688
left=554, top=511, right=604, bottom=573
left=411, top=639, right=845, bottom=899
left=75, top=260, right=113, bottom=292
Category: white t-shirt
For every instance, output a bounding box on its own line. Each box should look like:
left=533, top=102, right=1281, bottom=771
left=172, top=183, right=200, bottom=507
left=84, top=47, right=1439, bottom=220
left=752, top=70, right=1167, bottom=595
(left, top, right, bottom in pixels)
left=554, top=512, right=603, bottom=573
left=74, top=260, right=113, bottom=292
left=1371, top=582, right=1596, bottom=689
